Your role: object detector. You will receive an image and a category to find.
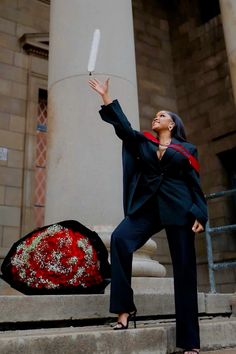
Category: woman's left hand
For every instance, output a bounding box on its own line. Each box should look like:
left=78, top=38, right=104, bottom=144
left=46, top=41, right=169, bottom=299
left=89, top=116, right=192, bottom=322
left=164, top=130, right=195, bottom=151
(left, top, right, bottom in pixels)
left=192, top=219, right=204, bottom=233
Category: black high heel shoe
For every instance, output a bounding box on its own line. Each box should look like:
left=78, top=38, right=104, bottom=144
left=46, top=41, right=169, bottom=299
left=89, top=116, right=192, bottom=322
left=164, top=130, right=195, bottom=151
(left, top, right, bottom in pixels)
left=113, top=311, right=137, bottom=330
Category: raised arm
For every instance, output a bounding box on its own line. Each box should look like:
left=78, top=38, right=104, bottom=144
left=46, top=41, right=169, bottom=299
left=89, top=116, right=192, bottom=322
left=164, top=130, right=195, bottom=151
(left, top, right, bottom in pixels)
left=88, top=78, right=112, bottom=106
left=89, top=78, right=140, bottom=142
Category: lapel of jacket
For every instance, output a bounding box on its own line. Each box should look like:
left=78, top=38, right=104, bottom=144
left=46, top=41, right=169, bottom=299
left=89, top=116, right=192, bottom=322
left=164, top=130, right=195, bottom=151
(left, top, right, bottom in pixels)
left=142, top=131, right=184, bottom=167
left=160, top=137, right=180, bottom=166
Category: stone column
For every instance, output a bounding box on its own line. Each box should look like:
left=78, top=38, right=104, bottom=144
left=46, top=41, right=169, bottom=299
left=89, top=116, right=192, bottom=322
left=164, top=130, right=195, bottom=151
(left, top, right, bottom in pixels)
left=47, top=0, right=139, bottom=226
left=219, top=0, right=236, bottom=104
left=46, top=0, right=166, bottom=283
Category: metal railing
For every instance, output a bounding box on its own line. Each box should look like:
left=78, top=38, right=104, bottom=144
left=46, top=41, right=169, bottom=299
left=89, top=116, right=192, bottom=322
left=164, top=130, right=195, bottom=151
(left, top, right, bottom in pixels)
left=205, top=188, right=236, bottom=293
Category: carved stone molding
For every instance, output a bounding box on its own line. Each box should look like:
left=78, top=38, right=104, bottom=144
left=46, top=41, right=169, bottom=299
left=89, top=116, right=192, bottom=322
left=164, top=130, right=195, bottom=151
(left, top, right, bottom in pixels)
left=20, top=33, right=49, bottom=59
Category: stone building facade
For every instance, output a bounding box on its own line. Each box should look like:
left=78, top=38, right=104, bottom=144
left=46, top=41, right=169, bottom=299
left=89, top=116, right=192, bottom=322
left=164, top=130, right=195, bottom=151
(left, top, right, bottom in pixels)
left=0, top=0, right=235, bottom=293
left=133, top=0, right=236, bottom=292
left=0, top=0, right=49, bottom=255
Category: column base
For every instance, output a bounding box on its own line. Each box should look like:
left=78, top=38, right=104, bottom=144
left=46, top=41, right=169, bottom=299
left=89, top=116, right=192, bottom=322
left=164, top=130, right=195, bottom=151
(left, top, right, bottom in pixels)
left=92, top=224, right=167, bottom=278
left=105, top=277, right=174, bottom=294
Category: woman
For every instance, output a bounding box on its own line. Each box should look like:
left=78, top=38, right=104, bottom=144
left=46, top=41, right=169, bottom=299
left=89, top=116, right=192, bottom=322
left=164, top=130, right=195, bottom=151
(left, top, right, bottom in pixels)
left=89, top=78, right=208, bottom=354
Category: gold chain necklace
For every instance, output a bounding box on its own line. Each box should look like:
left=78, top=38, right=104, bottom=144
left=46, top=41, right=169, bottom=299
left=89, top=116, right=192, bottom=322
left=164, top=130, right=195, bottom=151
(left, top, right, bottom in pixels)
left=157, top=139, right=171, bottom=159
left=159, top=139, right=171, bottom=149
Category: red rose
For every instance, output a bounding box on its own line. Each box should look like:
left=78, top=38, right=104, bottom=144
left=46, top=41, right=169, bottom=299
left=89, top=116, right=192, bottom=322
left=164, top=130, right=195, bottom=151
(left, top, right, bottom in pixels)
left=10, top=225, right=103, bottom=290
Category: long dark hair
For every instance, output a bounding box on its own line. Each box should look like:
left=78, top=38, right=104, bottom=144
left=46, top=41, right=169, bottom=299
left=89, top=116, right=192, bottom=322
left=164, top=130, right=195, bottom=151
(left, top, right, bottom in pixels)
left=167, top=111, right=187, bottom=141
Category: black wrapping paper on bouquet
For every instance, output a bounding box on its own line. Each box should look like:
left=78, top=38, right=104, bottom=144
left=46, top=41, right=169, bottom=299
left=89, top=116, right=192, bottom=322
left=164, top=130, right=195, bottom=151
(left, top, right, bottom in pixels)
left=0, top=220, right=111, bottom=295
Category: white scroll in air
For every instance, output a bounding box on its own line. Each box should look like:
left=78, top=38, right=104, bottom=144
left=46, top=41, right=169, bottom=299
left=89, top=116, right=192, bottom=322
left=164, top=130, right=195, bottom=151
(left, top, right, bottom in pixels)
left=87, top=29, right=101, bottom=75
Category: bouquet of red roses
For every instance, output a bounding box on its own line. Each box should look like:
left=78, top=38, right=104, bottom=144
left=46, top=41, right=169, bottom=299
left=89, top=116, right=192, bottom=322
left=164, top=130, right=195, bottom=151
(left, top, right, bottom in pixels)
left=1, top=220, right=110, bottom=295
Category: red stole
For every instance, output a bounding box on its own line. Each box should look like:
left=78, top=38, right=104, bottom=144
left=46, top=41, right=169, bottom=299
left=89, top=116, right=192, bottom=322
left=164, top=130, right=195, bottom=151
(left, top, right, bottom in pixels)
left=143, top=131, right=200, bottom=173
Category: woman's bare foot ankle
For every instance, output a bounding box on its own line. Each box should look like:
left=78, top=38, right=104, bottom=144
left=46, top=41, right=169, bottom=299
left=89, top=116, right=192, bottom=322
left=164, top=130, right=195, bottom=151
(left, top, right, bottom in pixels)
left=117, top=312, right=129, bottom=326
left=112, top=312, right=129, bottom=329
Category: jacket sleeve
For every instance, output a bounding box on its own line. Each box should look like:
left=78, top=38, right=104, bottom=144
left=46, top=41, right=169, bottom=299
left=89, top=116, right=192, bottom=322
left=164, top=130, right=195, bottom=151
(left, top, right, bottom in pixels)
left=99, top=99, right=140, bottom=142
left=185, top=146, right=208, bottom=229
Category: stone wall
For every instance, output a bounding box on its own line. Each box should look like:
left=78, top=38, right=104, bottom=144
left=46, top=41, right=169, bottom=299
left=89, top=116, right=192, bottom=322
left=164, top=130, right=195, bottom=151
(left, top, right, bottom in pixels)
left=0, top=0, right=49, bottom=261
left=133, top=0, right=236, bottom=293
left=133, top=0, right=177, bottom=130
left=170, top=0, right=236, bottom=293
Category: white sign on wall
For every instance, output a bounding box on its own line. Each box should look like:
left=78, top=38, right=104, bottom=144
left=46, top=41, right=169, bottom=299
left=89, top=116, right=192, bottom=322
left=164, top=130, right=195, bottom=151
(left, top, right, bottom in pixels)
left=0, top=147, right=8, bottom=161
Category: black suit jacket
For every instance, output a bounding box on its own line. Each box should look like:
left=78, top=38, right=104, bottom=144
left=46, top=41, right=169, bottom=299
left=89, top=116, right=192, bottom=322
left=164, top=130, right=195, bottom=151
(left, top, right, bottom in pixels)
left=99, top=99, right=208, bottom=228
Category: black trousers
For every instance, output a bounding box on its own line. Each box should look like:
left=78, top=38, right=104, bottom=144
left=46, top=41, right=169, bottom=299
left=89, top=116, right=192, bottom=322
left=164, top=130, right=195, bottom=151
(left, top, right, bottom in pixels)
left=110, top=197, right=200, bottom=349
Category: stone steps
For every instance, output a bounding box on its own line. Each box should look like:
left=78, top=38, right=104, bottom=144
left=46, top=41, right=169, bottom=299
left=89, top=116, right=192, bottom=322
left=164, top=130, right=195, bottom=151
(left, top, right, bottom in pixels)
left=0, top=292, right=233, bottom=325
left=0, top=317, right=236, bottom=354
left=0, top=278, right=235, bottom=353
